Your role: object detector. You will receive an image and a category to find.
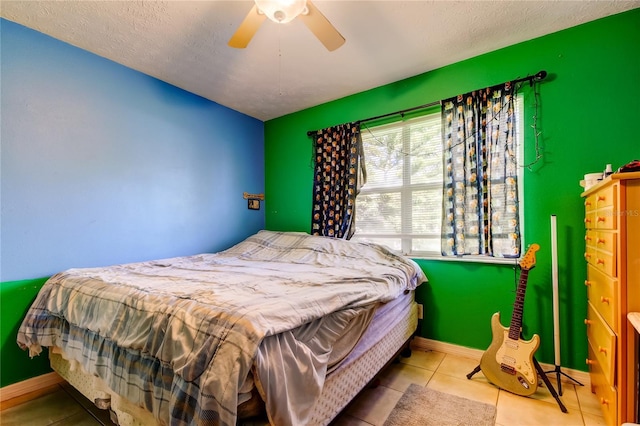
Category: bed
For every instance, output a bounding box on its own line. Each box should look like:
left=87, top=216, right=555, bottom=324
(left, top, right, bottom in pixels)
left=17, top=230, right=426, bottom=426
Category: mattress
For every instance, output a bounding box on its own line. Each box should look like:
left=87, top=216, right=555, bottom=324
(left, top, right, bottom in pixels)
left=309, top=290, right=418, bottom=425
left=49, top=291, right=419, bottom=426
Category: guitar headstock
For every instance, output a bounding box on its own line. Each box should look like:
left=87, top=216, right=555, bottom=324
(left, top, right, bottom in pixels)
left=519, top=244, right=540, bottom=270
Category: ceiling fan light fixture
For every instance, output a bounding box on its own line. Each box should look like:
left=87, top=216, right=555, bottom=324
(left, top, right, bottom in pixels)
left=229, top=0, right=344, bottom=51
left=254, top=0, right=307, bottom=23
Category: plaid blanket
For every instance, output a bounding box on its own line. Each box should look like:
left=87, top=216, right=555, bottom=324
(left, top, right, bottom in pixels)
left=17, top=230, right=426, bottom=425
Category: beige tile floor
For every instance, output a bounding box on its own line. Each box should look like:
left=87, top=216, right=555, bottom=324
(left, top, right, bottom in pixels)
left=334, top=348, right=605, bottom=426
left=1, top=348, right=605, bottom=426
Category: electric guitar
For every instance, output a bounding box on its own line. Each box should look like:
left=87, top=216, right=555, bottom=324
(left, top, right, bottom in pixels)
left=479, top=243, right=541, bottom=396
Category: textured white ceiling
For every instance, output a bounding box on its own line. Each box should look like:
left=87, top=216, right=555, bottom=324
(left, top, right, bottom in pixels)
left=2, top=1, right=639, bottom=121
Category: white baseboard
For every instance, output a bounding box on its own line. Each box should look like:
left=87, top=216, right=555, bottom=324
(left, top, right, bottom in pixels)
left=0, top=372, right=64, bottom=403
left=412, top=336, right=591, bottom=386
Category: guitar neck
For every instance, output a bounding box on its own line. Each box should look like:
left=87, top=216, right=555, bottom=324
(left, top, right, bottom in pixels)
left=508, top=268, right=530, bottom=340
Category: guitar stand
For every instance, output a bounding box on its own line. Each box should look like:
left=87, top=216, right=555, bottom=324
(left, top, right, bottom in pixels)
left=466, top=358, right=568, bottom=413
left=543, top=364, right=584, bottom=396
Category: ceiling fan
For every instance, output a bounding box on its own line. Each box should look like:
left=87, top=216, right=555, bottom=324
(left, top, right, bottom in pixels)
left=228, top=0, right=345, bottom=51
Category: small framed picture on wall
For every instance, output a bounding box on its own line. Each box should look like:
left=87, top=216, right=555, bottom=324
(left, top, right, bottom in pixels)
left=248, top=199, right=260, bottom=210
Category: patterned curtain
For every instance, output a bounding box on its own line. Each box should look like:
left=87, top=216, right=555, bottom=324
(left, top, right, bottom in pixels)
left=441, top=82, right=520, bottom=257
left=311, top=123, right=365, bottom=239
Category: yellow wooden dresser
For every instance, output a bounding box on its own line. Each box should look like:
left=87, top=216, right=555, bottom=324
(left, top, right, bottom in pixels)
left=582, top=171, right=640, bottom=426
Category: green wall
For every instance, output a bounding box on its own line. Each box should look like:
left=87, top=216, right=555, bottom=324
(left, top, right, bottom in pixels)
left=265, top=9, right=640, bottom=371
left=1, top=278, right=52, bottom=386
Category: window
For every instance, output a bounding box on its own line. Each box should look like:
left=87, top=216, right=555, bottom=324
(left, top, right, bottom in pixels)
left=353, top=96, right=524, bottom=261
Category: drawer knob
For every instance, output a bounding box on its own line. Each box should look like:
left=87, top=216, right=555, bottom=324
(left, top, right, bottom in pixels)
left=600, top=397, right=609, bottom=406
left=596, top=258, right=605, bottom=265
left=585, top=201, right=592, bottom=206
left=600, top=296, right=610, bottom=304
left=597, top=238, right=606, bottom=244
left=598, top=346, right=607, bottom=355
left=584, top=280, right=592, bottom=286
left=585, top=235, right=592, bottom=241
left=597, top=195, right=606, bottom=202
left=584, top=319, right=592, bottom=325
left=585, top=218, right=592, bottom=224
left=586, top=358, right=595, bottom=365
left=597, top=216, right=606, bottom=222
left=584, top=253, right=592, bottom=259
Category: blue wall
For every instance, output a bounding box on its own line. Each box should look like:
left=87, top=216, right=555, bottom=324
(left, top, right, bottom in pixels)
left=0, top=19, right=265, bottom=386
left=1, top=19, right=265, bottom=282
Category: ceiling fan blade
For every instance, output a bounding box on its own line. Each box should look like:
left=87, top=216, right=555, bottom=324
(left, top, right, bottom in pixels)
left=228, top=5, right=266, bottom=48
left=299, top=0, right=345, bottom=51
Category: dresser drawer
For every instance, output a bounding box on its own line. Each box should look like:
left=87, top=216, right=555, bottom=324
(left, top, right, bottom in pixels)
left=595, top=231, right=616, bottom=255
left=584, top=229, right=596, bottom=264
left=584, top=241, right=598, bottom=265
left=595, top=183, right=616, bottom=209
left=585, top=248, right=616, bottom=277
left=586, top=302, right=616, bottom=385
left=595, top=206, right=617, bottom=230
left=592, top=248, right=617, bottom=277
left=584, top=229, right=597, bottom=248
left=585, top=194, right=597, bottom=213
left=586, top=265, right=618, bottom=330
left=585, top=210, right=596, bottom=229
left=587, top=341, right=618, bottom=426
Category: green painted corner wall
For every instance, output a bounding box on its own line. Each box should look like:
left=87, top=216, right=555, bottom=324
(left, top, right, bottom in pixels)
left=264, top=9, right=640, bottom=371
left=1, top=278, right=51, bottom=387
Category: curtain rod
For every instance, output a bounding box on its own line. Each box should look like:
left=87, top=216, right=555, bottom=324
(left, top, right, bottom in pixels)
left=306, top=70, right=548, bottom=137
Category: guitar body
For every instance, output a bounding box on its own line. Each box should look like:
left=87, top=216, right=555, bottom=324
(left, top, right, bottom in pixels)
left=480, top=312, right=540, bottom=396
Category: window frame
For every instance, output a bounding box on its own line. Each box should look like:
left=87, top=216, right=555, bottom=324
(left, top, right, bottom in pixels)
left=353, top=95, right=525, bottom=264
